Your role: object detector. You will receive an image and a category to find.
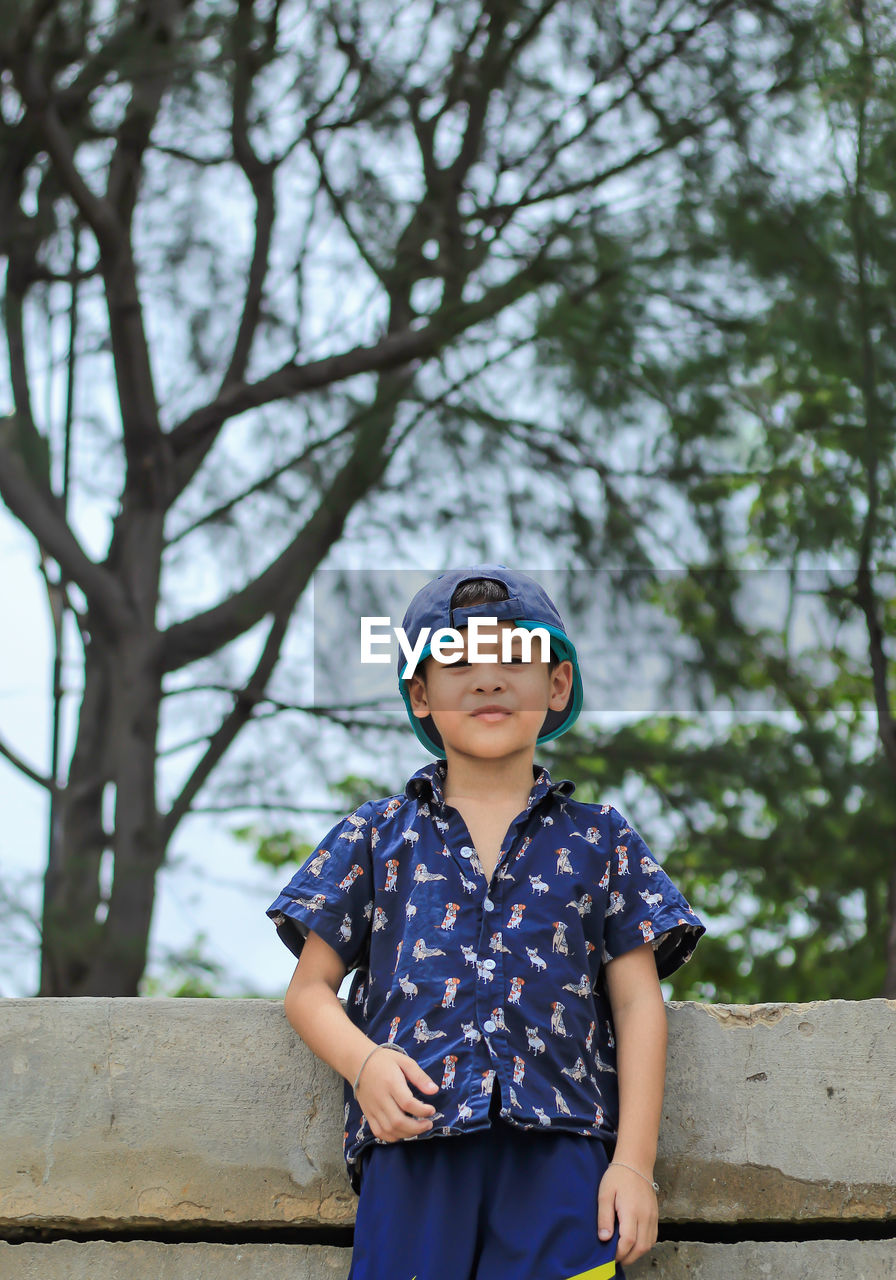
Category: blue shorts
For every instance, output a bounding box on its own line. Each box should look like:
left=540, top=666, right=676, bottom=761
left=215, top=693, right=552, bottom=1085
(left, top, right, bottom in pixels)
left=347, top=1086, right=624, bottom=1280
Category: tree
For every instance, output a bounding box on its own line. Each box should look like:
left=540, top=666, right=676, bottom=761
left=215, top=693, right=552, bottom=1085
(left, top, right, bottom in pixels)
left=532, top=0, right=896, bottom=998
left=0, top=0, right=808, bottom=994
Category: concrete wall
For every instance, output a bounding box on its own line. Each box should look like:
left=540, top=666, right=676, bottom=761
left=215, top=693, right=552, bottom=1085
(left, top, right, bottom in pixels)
left=1, top=998, right=894, bottom=1278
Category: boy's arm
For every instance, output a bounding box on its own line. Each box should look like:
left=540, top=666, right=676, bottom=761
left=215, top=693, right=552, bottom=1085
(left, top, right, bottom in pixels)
left=283, top=929, right=379, bottom=1086
left=597, top=940, right=667, bottom=1267
left=283, top=929, right=439, bottom=1141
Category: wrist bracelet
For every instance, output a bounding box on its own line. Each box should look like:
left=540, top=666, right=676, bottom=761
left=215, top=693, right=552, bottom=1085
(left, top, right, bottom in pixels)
left=352, top=1041, right=409, bottom=1094
left=609, top=1160, right=660, bottom=1192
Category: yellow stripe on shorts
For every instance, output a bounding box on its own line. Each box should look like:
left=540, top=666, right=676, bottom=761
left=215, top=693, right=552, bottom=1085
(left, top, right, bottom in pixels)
left=564, top=1261, right=617, bottom=1280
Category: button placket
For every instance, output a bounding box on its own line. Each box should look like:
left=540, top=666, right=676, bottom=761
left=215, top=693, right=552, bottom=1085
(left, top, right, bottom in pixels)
left=477, top=874, right=506, bottom=1070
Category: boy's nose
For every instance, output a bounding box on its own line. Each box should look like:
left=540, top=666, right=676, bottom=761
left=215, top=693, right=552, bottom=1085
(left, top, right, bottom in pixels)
left=474, top=670, right=507, bottom=691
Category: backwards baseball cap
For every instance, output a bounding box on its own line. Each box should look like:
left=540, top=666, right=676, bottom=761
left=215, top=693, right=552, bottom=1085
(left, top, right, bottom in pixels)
left=396, top=565, right=584, bottom=757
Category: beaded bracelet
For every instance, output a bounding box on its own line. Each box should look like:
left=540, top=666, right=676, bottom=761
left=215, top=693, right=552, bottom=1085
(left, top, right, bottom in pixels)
left=609, top=1160, right=660, bottom=1192
left=352, top=1041, right=410, bottom=1095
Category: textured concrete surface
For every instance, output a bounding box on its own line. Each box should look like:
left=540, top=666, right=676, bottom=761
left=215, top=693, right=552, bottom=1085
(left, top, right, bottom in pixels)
left=628, top=1240, right=896, bottom=1279
left=0, top=998, right=354, bottom=1231
left=1, top=997, right=894, bottom=1232
left=1, top=1240, right=894, bottom=1279
left=0, top=1242, right=351, bottom=1279
left=658, top=999, right=896, bottom=1222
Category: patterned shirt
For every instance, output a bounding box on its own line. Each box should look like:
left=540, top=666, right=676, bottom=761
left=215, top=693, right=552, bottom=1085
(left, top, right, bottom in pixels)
left=267, top=759, right=705, bottom=1192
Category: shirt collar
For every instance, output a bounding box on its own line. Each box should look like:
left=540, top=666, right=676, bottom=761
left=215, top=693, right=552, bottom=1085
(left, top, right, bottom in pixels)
left=404, top=760, right=576, bottom=809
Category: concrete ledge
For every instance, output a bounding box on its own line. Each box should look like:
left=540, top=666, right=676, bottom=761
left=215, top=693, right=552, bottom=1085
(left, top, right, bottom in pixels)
left=1, top=1240, right=895, bottom=1280
left=0, top=998, right=353, bottom=1232
left=0, top=1242, right=351, bottom=1279
left=1, top=998, right=894, bottom=1231
left=629, top=1240, right=896, bottom=1278
left=658, top=999, right=896, bottom=1222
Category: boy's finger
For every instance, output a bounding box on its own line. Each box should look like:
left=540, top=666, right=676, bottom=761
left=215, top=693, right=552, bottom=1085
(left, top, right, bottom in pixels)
left=596, top=1184, right=616, bottom=1242
left=401, top=1058, right=440, bottom=1093
left=386, top=1098, right=432, bottom=1138
left=615, top=1209, right=637, bottom=1264
left=394, top=1060, right=439, bottom=1109
left=396, top=1086, right=437, bottom=1117
left=630, top=1221, right=651, bottom=1264
left=387, top=1071, right=436, bottom=1117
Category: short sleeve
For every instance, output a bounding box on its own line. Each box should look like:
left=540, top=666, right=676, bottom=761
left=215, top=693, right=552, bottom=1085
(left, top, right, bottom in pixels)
left=602, top=807, right=705, bottom=979
left=265, top=803, right=374, bottom=971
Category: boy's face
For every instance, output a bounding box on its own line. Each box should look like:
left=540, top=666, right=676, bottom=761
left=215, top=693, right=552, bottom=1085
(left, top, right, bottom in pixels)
left=405, top=620, right=574, bottom=761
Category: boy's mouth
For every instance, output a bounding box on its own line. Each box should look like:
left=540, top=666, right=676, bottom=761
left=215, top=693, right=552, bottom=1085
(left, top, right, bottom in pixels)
left=472, top=705, right=511, bottom=719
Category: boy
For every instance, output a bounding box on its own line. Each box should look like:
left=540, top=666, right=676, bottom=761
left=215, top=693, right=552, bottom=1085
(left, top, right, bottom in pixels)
left=267, top=565, right=705, bottom=1280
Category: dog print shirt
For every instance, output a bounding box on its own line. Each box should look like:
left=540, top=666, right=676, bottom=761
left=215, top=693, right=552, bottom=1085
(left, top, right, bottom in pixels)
left=267, top=760, right=705, bottom=1193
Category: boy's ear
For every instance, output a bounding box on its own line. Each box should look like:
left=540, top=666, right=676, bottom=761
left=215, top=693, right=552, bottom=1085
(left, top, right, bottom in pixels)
left=549, top=659, right=574, bottom=709
left=406, top=671, right=429, bottom=716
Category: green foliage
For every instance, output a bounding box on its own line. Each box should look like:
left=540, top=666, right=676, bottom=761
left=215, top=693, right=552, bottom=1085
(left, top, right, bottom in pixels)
left=233, top=772, right=397, bottom=873
left=548, top=705, right=889, bottom=1003
left=232, top=823, right=315, bottom=871
left=533, top=0, right=896, bottom=1002
left=330, top=773, right=394, bottom=812
left=139, top=936, right=227, bottom=998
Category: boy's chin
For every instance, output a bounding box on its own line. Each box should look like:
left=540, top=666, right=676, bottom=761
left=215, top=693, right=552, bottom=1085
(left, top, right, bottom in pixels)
left=444, top=737, right=541, bottom=760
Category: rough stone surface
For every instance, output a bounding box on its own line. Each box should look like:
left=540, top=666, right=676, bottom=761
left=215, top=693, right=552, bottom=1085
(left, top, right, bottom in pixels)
left=0, top=1242, right=351, bottom=1279
left=1, top=997, right=894, bottom=1231
left=0, top=999, right=354, bottom=1231
left=1, top=1240, right=894, bottom=1280
left=659, top=999, right=896, bottom=1222
left=628, top=1240, right=896, bottom=1279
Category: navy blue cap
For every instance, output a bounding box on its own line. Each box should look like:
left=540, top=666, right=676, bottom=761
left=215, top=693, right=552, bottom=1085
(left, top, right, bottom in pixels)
left=396, top=565, right=584, bottom=757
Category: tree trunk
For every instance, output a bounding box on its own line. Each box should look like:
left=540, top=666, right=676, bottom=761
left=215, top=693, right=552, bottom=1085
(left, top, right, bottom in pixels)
left=40, top=620, right=167, bottom=996
left=40, top=472, right=167, bottom=996
left=884, top=857, right=896, bottom=999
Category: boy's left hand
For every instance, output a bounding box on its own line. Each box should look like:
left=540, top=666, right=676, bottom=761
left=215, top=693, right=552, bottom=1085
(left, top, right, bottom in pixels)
left=596, top=1162, right=658, bottom=1266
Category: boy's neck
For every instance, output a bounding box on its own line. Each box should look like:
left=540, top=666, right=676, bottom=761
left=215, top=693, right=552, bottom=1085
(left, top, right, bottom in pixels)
left=441, top=747, right=539, bottom=809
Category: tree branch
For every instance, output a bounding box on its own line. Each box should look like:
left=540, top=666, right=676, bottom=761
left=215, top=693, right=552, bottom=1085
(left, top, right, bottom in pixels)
left=11, top=49, right=121, bottom=252
left=0, top=726, right=57, bottom=792
left=306, top=129, right=389, bottom=287
left=161, top=361, right=414, bottom=673
left=846, top=11, right=896, bottom=786
left=164, top=218, right=567, bottom=670
left=163, top=413, right=361, bottom=547
left=100, top=5, right=189, bottom=508
left=168, top=248, right=552, bottom=497
left=3, top=253, right=44, bottom=481
left=0, top=420, right=131, bottom=637
left=1, top=0, right=58, bottom=59
left=855, top=564, right=896, bottom=777
left=217, top=0, right=278, bottom=390
left=161, top=605, right=292, bottom=842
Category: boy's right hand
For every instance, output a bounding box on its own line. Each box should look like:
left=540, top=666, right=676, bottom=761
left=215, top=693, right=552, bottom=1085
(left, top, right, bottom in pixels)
left=354, top=1049, right=440, bottom=1143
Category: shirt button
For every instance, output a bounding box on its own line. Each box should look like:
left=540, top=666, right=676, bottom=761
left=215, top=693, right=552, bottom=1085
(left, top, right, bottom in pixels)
left=460, top=846, right=475, bottom=859
left=483, top=1020, right=497, bottom=1033
left=483, top=899, right=495, bottom=912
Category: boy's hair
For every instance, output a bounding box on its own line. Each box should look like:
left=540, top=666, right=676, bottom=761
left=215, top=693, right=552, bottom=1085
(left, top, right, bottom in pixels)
left=416, top=577, right=562, bottom=683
